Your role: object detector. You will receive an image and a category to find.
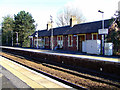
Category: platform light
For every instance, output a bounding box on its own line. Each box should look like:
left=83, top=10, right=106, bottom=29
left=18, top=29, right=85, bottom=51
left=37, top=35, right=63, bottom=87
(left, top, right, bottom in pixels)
left=98, top=10, right=105, bottom=55
left=15, top=32, right=18, bottom=47
left=50, top=15, right=53, bottom=50
left=35, top=24, right=38, bottom=49
left=11, top=30, right=13, bottom=46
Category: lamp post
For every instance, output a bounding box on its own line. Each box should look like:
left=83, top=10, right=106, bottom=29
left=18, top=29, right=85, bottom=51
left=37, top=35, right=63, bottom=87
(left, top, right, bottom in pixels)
left=15, top=32, right=18, bottom=47
left=35, top=24, right=38, bottom=49
left=37, top=30, right=39, bottom=49
left=50, top=15, right=53, bottom=50
left=11, top=30, right=13, bottom=46
left=98, top=10, right=104, bottom=55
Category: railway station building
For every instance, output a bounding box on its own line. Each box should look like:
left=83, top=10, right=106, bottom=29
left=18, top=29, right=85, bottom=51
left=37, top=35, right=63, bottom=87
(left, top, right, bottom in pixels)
left=29, top=16, right=118, bottom=55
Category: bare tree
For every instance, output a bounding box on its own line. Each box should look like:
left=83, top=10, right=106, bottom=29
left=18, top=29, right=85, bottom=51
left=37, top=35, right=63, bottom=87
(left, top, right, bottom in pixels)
left=56, top=7, right=86, bottom=27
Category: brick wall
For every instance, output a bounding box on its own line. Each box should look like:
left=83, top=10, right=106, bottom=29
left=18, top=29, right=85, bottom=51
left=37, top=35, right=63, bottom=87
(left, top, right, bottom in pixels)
left=53, top=36, right=57, bottom=49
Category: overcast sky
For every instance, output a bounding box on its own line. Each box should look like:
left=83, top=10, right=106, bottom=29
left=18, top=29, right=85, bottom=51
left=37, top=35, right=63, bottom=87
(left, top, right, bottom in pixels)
left=0, top=0, right=120, bottom=30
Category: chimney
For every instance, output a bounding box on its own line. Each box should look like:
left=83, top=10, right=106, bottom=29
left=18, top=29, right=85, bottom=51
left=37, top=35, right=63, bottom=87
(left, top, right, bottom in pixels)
left=70, top=16, right=77, bottom=27
left=47, top=22, right=52, bottom=30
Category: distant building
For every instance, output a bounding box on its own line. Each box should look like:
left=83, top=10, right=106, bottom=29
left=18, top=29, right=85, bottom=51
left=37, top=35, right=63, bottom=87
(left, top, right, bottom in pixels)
left=29, top=16, right=118, bottom=54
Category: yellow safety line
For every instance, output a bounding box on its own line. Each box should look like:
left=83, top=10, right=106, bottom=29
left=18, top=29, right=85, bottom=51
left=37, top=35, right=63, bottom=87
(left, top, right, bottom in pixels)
left=0, top=57, right=46, bottom=89
left=1, top=46, right=119, bottom=62
left=71, top=54, right=119, bottom=62
left=24, top=48, right=119, bottom=62
left=51, top=52, right=120, bottom=62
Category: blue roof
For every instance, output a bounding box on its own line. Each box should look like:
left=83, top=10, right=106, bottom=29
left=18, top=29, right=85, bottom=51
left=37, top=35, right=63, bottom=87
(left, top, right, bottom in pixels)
left=64, top=19, right=111, bottom=35
left=31, top=19, right=112, bottom=37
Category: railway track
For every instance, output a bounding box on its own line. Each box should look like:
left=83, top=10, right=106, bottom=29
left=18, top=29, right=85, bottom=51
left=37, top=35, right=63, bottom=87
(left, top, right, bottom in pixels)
left=0, top=51, right=87, bottom=89
left=0, top=51, right=120, bottom=89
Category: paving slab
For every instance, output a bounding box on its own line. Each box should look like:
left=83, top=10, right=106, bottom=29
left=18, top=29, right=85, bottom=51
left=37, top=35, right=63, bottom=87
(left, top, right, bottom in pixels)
left=0, top=65, right=31, bottom=89
left=0, top=56, right=73, bottom=89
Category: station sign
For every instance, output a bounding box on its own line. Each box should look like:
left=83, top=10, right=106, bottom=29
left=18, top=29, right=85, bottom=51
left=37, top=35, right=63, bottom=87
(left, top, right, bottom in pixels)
left=98, top=28, right=108, bottom=35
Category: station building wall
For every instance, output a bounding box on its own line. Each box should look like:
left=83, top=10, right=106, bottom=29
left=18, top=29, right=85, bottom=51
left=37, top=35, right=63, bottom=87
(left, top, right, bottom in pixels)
left=32, top=33, right=102, bottom=52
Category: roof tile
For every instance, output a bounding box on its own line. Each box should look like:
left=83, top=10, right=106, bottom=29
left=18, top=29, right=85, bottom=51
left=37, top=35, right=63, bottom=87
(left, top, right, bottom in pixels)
left=30, top=19, right=111, bottom=37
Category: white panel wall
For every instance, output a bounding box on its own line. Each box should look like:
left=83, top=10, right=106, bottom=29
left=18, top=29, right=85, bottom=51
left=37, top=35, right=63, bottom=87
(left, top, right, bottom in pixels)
left=82, top=41, right=86, bottom=52
left=82, top=40, right=101, bottom=55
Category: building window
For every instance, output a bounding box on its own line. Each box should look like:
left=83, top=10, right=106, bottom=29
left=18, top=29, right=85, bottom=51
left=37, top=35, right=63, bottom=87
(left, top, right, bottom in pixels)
left=34, top=38, right=42, bottom=47
left=57, top=35, right=63, bottom=48
left=68, top=35, right=73, bottom=47
left=86, top=34, right=92, bottom=40
left=92, top=33, right=98, bottom=40
left=45, top=37, right=49, bottom=46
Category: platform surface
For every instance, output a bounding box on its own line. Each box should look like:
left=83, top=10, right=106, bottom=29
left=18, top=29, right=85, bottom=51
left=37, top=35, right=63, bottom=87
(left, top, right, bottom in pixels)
left=0, top=65, right=31, bottom=89
left=1, top=46, right=119, bottom=63
left=0, top=56, right=72, bottom=89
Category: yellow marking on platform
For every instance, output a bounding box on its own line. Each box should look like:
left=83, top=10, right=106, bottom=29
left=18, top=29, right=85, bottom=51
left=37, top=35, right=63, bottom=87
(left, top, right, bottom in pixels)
left=0, top=59, right=45, bottom=89
left=0, top=74, right=2, bottom=78
left=55, top=53, right=120, bottom=62
left=74, top=54, right=120, bottom=62
left=1, top=46, right=119, bottom=62
left=0, top=56, right=69, bottom=89
left=26, top=48, right=119, bottom=62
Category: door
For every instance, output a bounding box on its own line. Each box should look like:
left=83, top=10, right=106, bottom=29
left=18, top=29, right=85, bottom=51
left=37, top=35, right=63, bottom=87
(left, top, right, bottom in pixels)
left=78, top=35, right=85, bottom=52
left=57, top=36, right=63, bottom=48
left=64, top=36, right=67, bottom=50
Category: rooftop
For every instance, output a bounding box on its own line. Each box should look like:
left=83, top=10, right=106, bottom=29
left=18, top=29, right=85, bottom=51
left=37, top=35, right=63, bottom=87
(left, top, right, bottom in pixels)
left=31, top=19, right=113, bottom=37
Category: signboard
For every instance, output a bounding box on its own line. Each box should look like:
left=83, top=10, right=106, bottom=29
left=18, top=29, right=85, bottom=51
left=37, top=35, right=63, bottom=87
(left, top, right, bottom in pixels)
left=98, top=29, right=108, bottom=34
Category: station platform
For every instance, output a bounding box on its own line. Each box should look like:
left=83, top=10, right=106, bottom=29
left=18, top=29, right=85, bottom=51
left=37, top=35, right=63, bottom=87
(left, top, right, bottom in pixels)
left=0, top=56, right=73, bottom=89
left=0, top=65, right=31, bottom=89
left=1, top=46, right=119, bottom=63
left=34, top=49, right=120, bottom=63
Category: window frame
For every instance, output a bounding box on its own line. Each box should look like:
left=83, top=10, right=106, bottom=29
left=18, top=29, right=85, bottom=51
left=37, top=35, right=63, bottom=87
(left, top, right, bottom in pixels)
left=45, top=37, right=49, bottom=46
left=68, top=35, right=73, bottom=47
left=57, top=35, right=63, bottom=48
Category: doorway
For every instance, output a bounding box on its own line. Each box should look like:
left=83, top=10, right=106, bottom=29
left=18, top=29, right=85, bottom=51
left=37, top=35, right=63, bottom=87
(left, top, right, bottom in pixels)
left=78, top=35, right=85, bottom=52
